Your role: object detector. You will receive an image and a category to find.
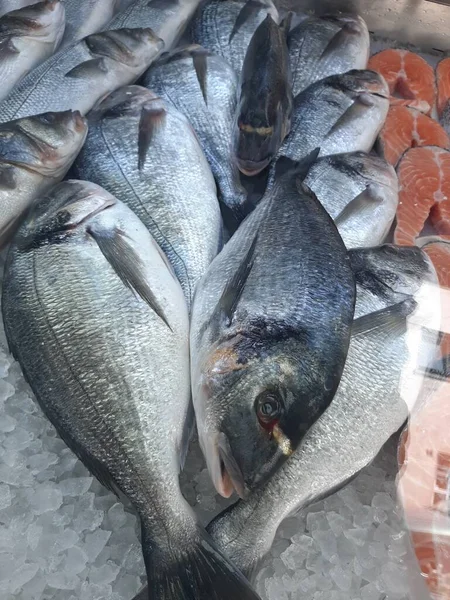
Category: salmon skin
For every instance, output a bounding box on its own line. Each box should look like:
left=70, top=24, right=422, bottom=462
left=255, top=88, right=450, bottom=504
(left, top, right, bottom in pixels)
left=394, top=146, right=450, bottom=245
left=369, top=49, right=436, bottom=116
left=378, top=105, right=449, bottom=167
left=398, top=378, right=450, bottom=600
left=437, top=57, right=450, bottom=137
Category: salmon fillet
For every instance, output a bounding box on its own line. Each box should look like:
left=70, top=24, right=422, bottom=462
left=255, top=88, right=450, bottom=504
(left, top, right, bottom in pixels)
left=398, top=379, right=450, bottom=599
left=369, top=49, right=436, bottom=116
left=379, top=106, right=449, bottom=166
left=394, top=146, right=450, bottom=245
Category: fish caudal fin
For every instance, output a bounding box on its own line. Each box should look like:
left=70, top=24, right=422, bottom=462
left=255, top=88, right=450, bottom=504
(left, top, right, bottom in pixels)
left=137, top=524, right=261, bottom=600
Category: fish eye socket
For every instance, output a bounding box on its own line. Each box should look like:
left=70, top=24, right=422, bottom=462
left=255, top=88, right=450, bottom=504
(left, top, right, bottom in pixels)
left=255, top=392, right=282, bottom=424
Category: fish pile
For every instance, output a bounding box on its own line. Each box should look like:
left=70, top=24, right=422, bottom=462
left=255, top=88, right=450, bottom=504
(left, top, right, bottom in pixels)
left=0, top=1, right=446, bottom=600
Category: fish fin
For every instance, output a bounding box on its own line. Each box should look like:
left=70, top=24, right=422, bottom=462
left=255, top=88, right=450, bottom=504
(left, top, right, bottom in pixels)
left=352, top=298, right=417, bottom=338
left=274, top=148, right=320, bottom=181
left=146, top=0, right=179, bottom=8
left=279, top=11, right=293, bottom=35
left=138, top=104, right=167, bottom=171
left=137, top=524, right=260, bottom=600
left=65, top=57, right=108, bottom=79
left=319, top=23, right=355, bottom=60
left=214, top=233, right=259, bottom=327
left=191, top=47, right=208, bottom=104
left=179, top=402, right=194, bottom=472
left=229, top=0, right=267, bottom=42
left=334, top=185, right=382, bottom=225
left=88, top=225, right=172, bottom=331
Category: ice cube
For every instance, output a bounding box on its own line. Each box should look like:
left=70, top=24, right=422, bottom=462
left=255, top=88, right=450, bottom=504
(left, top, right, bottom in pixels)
left=291, top=534, right=314, bottom=551
left=89, top=561, right=121, bottom=585
left=265, top=575, right=290, bottom=600
left=381, top=562, right=408, bottom=595
left=330, top=565, right=353, bottom=591
left=30, top=484, right=63, bottom=514
left=9, top=563, right=39, bottom=592
left=353, top=506, right=375, bottom=528
left=65, top=546, right=88, bottom=575
left=360, top=581, right=381, bottom=600
left=0, top=415, right=16, bottom=433
left=343, top=528, right=368, bottom=547
left=368, top=542, right=386, bottom=559
left=371, top=492, right=394, bottom=511
left=326, top=512, right=351, bottom=536
left=83, top=530, right=111, bottom=562
left=373, top=523, right=393, bottom=544
left=305, top=551, right=326, bottom=574
left=59, top=477, right=93, bottom=497
left=26, top=523, right=43, bottom=551
left=306, top=511, right=328, bottom=532
left=280, top=543, right=305, bottom=570
left=73, top=509, right=104, bottom=533
left=312, top=529, right=337, bottom=561
left=47, top=571, right=80, bottom=590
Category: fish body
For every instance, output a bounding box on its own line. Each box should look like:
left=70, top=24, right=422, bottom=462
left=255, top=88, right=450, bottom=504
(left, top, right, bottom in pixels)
left=190, top=168, right=355, bottom=500
left=235, top=14, right=292, bottom=176
left=142, top=45, right=248, bottom=220
left=207, top=244, right=441, bottom=579
left=304, top=151, right=398, bottom=248
left=71, top=85, right=222, bottom=307
left=60, top=0, right=120, bottom=48
left=2, top=179, right=261, bottom=600
left=378, top=105, right=449, bottom=167
left=437, top=57, right=450, bottom=136
left=394, top=146, right=450, bottom=246
left=107, top=0, right=200, bottom=50
left=289, top=14, right=370, bottom=96
left=369, top=49, right=435, bottom=116
left=191, top=0, right=278, bottom=76
left=276, top=70, right=389, bottom=165
left=0, top=0, right=65, bottom=103
left=0, top=110, right=87, bottom=246
left=0, top=27, right=164, bottom=123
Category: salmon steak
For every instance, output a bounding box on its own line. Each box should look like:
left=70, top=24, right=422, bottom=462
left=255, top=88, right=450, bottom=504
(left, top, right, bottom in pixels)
left=378, top=105, right=449, bottom=166
left=369, top=49, right=436, bottom=116
left=394, top=146, right=450, bottom=245
left=398, top=378, right=450, bottom=600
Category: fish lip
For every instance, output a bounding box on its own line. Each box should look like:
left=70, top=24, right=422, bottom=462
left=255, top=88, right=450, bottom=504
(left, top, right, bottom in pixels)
left=218, top=432, right=248, bottom=500
left=236, top=158, right=270, bottom=176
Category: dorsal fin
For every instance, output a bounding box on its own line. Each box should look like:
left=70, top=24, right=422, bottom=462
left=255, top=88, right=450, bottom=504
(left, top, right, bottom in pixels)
left=229, top=0, right=268, bottom=43
left=137, top=102, right=167, bottom=171
left=191, top=47, right=209, bottom=104
left=213, top=233, right=259, bottom=327
left=88, top=225, right=172, bottom=331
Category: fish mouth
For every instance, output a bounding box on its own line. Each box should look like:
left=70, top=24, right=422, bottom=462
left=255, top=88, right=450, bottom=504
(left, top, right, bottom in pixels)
left=236, top=157, right=270, bottom=176
left=203, top=432, right=248, bottom=500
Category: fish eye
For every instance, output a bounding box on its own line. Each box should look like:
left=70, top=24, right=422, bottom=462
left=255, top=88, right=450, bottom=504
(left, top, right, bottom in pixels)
left=255, top=391, right=282, bottom=424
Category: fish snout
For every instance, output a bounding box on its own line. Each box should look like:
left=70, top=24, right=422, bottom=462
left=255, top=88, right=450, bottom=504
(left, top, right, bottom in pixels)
left=202, top=430, right=249, bottom=500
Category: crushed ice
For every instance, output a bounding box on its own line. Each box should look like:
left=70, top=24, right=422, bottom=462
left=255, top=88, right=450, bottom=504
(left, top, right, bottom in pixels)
left=0, top=251, right=412, bottom=600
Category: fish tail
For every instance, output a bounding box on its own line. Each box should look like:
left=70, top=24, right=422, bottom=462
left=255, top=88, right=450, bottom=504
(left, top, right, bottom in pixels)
left=136, top=522, right=261, bottom=600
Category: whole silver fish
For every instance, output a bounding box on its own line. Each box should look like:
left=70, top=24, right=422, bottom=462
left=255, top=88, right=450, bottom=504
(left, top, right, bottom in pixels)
left=107, top=0, right=200, bottom=50
left=0, top=0, right=65, bottom=103
left=276, top=70, right=389, bottom=166
left=60, top=0, right=121, bottom=48
left=234, top=14, right=292, bottom=176
left=0, top=110, right=87, bottom=246
left=2, top=179, right=261, bottom=600
left=142, top=45, right=248, bottom=221
left=190, top=167, right=355, bottom=500
left=289, top=14, right=370, bottom=96
left=0, top=27, right=164, bottom=123
left=191, top=0, right=279, bottom=75
left=304, top=151, right=399, bottom=248
left=207, top=245, right=441, bottom=579
left=71, top=85, right=222, bottom=308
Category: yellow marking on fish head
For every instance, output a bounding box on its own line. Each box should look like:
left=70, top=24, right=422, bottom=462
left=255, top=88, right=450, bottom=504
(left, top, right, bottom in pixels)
left=272, top=423, right=293, bottom=456
left=239, top=123, right=274, bottom=136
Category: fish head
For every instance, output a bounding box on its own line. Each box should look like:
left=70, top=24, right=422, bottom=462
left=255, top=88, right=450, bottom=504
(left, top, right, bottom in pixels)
left=195, top=333, right=323, bottom=499
left=234, top=98, right=291, bottom=176
left=348, top=152, right=398, bottom=191
left=322, top=13, right=368, bottom=37
left=0, top=110, right=87, bottom=179
left=84, top=27, right=164, bottom=69
left=0, top=0, right=65, bottom=46
left=16, top=180, right=116, bottom=250
left=338, top=69, right=389, bottom=106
